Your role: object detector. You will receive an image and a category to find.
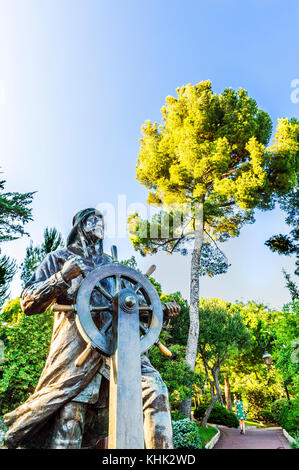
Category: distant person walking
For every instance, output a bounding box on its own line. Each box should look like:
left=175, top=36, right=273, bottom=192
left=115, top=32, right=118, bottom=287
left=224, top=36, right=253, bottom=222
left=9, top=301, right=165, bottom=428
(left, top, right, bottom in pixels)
left=235, top=395, right=247, bottom=435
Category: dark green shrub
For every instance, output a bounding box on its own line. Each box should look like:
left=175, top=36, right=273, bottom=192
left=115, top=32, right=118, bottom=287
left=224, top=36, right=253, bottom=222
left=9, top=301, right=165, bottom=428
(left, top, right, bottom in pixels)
left=172, top=419, right=202, bottom=449
left=259, top=409, right=273, bottom=423
left=194, top=403, right=238, bottom=428
left=149, top=344, right=203, bottom=410
left=171, top=409, right=186, bottom=422
left=278, top=399, right=299, bottom=435
left=0, top=299, right=53, bottom=414
left=290, top=431, right=299, bottom=449
left=271, top=398, right=289, bottom=423
left=243, top=384, right=280, bottom=420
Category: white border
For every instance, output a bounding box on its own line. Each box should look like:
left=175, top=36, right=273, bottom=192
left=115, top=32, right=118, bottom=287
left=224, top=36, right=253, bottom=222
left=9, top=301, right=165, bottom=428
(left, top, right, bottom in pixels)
left=283, top=428, right=296, bottom=445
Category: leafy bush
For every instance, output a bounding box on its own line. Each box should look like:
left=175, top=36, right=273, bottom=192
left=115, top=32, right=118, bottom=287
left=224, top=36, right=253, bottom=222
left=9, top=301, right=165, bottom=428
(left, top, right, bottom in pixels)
left=171, top=409, right=186, bottom=422
left=0, top=298, right=53, bottom=414
left=172, top=419, right=202, bottom=449
left=159, top=292, right=190, bottom=346
left=242, top=383, right=281, bottom=420
left=194, top=403, right=238, bottom=428
left=278, top=399, right=299, bottom=435
left=290, top=431, right=299, bottom=449
left=259, top=409, right=273, bottom=423
left=271, top=398, right=289, bottom=423
left=149, top=344, right=203, bottom=410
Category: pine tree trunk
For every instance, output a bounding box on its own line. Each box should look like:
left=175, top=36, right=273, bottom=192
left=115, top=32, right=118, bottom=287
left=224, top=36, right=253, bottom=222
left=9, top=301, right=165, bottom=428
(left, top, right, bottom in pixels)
left=224, top=373, right=232, bottom=411
left=214, top=369, right=223, bottom=406
left=200, top=368, right=221, bottom=427
left=179, top=203, right=204, bottom=418
left=200, top=395, right=217, bottom=428
left=200, top=380, right=217, bottom=428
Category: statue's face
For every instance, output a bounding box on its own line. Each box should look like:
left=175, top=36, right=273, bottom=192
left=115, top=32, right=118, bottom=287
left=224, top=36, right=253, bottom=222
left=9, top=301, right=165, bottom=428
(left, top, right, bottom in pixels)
left=83, top=214, right=104, bottom=241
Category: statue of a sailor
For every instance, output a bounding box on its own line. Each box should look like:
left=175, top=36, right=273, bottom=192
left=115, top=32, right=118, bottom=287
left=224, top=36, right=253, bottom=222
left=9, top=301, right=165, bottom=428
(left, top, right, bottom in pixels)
left=4, top=209, right=180, bottom=449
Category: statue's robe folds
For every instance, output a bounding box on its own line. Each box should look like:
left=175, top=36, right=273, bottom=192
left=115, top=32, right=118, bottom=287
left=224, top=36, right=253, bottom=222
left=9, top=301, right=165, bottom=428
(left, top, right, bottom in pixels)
left=3, top=248, right=114, bottom=448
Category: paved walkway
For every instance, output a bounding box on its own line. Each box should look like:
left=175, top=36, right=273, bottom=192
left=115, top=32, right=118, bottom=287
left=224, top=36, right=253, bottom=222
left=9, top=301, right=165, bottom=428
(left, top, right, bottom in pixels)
left=214, top=426, right=290, bottom=449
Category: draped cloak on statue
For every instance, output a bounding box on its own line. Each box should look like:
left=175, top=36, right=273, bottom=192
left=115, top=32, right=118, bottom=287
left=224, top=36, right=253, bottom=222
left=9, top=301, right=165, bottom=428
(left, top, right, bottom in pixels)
left=3, top=209, right=115, bottom=448
left=4, top=209, right=172, bottom=449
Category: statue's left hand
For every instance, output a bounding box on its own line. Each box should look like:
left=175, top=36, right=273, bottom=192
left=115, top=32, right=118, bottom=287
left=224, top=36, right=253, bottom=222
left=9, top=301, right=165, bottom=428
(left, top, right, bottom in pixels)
left=163, top=301, right=181, bottom=322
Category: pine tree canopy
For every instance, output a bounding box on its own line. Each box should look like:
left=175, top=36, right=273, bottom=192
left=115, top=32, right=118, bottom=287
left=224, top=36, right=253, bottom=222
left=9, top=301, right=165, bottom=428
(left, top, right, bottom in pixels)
left=0, top=178, right=35, bottom=242
left=130, top=81, right=298, bottom=255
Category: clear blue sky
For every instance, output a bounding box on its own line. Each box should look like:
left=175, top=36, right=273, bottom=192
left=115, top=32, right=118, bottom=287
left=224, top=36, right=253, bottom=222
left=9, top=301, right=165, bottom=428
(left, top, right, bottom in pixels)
left=0, top=0, right=298, bottom=309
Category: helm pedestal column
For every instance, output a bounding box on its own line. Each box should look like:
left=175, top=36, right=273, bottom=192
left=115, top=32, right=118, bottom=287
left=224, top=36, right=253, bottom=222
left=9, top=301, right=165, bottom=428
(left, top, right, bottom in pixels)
left=108, top=289, right=144, bottom=449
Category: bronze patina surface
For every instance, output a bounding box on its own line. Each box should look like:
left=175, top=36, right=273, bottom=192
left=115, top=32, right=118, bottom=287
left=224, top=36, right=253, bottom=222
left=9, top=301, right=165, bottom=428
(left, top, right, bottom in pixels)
left=3, top=208, right=179, bottom=449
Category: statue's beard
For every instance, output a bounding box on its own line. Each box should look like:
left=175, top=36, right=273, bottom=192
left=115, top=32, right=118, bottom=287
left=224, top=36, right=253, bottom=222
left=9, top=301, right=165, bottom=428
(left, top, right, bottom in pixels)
left=85, top=230, right=102, bottom=245
left=70, top=223, right=104, bottom=260
left=86, top=237, right=104, bottom=257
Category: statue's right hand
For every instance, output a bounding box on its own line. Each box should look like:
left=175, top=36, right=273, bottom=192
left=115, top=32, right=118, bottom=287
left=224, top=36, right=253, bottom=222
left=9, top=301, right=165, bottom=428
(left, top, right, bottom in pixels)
left=61, top=256, right=86, bottom=282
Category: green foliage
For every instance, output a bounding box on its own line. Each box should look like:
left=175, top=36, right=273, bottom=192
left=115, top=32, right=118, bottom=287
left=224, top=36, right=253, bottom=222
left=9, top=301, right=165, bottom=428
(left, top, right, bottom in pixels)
left=196, top=425, right=218, bottom=447
left=128, top=208, right=190, bottom=256
left=259, top=409, right=274, bottom=423
left=20, top=227, right=64, bottom=285
left=290, top=431, right=299, bottom=448
left=0, top=255, right=16, bottom=308
left=137, top=82, right=275, bottom=207
left=198, top=242, right=230, bottom=277
left=129, top=209, right=230, bottom=280
left=130, top=82, right=297, bottom=258
left=266, top=234, right=297, bottom=256
left=0, top=177, right=34, bottom=243
left=278, top=399, right=299, bottom=434
left=227, top=301, right=285, bottom=383
left=0, top=175, right=34, bottom=306
left=148, top=276, right=162, bottom=297
left=265, top=118, right=299, bottom=198
left=220, top=300, right=297, bottom=426
left=160, top=292, right=189, bottom=346
left=194, top=403, right=238, bottom=428
left=198, top=298, right=251, bottom=364
left=265, top=187, right=299, bottom=275
left=149, top=344, right=203, bottom=409
left=272, top=300, right=299, bottom=396
left=242, top=383, right=282, bottom=420
left=195, top=298, right=250, bottom=425
left=130, top=82, right=298, bottom=420
left=0, top=298, right=53, bottom=414
left=263, top=119, right=299, bottom=278
left=172, top=418, right=202, bottom=449
left=283, top=270, right=299, bottom=302
left=119, top=256, right=138, bottom=268
left=271, top=398, right=290, bottom=423
left=171, top=409, right=186, bottom=422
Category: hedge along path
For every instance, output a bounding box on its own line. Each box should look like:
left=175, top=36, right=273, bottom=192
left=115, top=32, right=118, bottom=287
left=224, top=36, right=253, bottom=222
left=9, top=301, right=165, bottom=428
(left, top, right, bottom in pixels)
left=213, top=426, right=290, bottom=449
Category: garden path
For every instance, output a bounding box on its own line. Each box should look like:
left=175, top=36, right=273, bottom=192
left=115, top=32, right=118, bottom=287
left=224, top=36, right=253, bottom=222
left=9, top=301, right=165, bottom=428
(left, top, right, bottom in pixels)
left=214, top=426, right=290, bottom=449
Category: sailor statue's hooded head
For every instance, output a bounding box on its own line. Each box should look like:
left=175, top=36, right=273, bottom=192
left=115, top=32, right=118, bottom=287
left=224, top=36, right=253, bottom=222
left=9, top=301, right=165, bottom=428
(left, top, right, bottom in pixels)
left=66, top=208, right=105, bottom=260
